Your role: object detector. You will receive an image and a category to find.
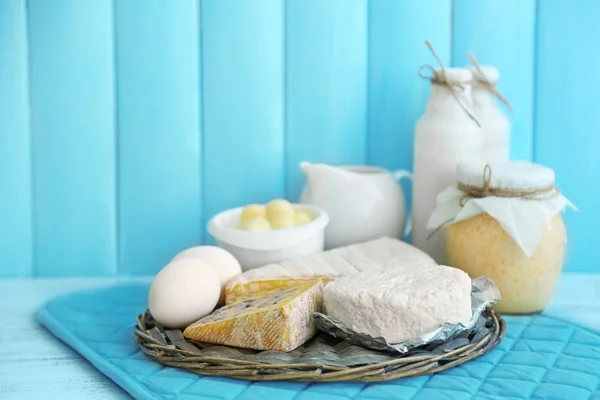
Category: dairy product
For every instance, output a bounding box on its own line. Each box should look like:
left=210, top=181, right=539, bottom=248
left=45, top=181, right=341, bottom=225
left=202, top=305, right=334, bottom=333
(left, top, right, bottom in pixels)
left=184, top=280, right=323, bottom=351
left=225, top=237, right=436, bottom=304
left=323, top=266, right=472, bottom=343
left=446, top=213, right=565, bottom=313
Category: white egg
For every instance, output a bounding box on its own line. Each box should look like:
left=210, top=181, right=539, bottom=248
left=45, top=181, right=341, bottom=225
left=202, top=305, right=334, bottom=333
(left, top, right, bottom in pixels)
left=171, top=246, right=242, bottom=305
left=148, top=257, right=220, bottom=329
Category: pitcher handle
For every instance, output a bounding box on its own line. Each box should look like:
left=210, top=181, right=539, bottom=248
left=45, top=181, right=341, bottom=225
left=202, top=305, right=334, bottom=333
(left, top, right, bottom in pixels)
left=393, top=169, right=413, bottom=240
left=393, top=169, right=413, bottom=182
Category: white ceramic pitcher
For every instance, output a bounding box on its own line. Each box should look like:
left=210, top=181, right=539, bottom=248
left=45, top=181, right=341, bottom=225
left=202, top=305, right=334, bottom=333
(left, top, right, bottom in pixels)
left=299, top=161, right=412, bottom=249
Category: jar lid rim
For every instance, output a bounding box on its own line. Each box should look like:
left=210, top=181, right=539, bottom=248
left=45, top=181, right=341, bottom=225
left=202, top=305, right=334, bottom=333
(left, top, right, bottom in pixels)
left=457, top=160, right=555, bottom=192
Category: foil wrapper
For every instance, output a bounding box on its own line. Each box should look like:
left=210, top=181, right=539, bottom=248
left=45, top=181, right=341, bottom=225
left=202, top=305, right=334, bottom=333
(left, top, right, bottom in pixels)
left=314, top=277, right=500, bottom=354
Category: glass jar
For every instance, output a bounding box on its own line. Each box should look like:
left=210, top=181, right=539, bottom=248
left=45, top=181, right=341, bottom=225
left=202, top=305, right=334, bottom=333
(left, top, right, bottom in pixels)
left=428, top=161, right=576, bottom=314
left=446, top=213, right=565, bottom=314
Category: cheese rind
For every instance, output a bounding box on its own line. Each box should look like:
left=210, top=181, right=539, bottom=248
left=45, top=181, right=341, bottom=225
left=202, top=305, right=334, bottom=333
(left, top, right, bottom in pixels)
left=323, top=266, right=472, bottom=343
left=184, top=280, right=323, bottom=351
left=225, top=237, right=435, bottom=304
left=226, top=278, right=327, bottom=304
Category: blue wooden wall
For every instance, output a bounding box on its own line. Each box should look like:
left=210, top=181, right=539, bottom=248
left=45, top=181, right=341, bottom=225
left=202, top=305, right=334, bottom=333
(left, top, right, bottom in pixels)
left=0, top=0, right=595, bottom=277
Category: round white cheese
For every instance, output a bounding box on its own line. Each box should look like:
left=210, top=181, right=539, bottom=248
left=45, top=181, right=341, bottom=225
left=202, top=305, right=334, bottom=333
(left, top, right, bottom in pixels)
left=323, top=265, right=472, bottom=343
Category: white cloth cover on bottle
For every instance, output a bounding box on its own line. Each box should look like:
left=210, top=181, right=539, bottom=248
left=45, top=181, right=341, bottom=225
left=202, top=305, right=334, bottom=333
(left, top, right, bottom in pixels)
left=428, top=160, right=577, bottom=257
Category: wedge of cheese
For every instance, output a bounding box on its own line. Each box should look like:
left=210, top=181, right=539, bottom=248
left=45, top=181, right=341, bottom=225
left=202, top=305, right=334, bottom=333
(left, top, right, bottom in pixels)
left=225, top=237, right=435, bottom=304
left=183, top=280, right=323, bottom=351
left=226, top=278, right=325, bottom=305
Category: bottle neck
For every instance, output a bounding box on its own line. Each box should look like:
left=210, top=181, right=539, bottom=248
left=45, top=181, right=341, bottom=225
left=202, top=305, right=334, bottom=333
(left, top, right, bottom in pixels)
left=425, top=83, right=475, bottom=118
left=472, top=84, right=498, bottom=107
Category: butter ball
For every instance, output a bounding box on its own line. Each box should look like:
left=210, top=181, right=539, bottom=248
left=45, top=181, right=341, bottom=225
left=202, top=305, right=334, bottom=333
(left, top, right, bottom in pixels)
left=240, top=204, right=266, bottom=223
left=266, top=199, right=295, bottom=220
left=270, top=214, right=295, bottom=230
left=241, top=217, right=271, bottom=231
left=148, top=257, right=220, bottom=329
left=172, top=246, right=242, bottom=305
left=295, top=211, right=312, bottom=226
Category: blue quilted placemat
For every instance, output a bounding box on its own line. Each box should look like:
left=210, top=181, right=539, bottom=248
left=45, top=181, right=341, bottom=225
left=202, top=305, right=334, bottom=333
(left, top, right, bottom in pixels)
left=37, top=283, right=600, bottom=400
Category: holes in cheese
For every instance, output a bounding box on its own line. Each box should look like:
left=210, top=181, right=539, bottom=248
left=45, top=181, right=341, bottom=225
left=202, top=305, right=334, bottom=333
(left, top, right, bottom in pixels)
left=184, top=280, right=324, bottom=352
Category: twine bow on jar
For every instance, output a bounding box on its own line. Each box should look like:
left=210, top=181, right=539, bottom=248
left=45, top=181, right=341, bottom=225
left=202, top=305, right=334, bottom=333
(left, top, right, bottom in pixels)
left=427, top=164, right=560, bottom=239
left=419, top=40, right=481, bottom=128
left=457, top=164, right=559, bottom=206
left=468, top=53, right=514, bottom=113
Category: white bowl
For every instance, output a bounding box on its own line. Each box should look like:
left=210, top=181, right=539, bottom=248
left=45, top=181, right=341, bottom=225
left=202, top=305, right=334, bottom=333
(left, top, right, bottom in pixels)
left=207, top=204, right=329, bottom=271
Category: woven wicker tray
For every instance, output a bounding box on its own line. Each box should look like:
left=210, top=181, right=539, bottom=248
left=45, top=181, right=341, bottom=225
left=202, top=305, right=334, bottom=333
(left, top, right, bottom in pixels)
left=135, top=308, right=505, bottom=382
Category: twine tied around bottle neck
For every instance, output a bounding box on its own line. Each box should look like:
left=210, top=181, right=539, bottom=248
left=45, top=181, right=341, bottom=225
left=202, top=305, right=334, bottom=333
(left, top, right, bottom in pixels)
left=468, top=53, right=514, bottom=113
left=419, top=40, right=481, bottom=128
left=427, top=164, right=560, bottom=239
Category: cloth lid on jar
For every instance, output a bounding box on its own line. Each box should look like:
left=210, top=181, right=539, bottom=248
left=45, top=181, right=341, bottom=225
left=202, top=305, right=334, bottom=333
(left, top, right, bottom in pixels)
left=470, top=65, right=499, bottom=84
left=429, top=160, right=577, bottom=257
left=457, top=160, right=555, bottom=192
left=435, top=67, right=472, bottom=83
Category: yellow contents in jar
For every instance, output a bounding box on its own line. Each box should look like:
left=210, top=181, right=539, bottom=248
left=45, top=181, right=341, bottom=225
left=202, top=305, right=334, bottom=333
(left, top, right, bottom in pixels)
left=446, top=213, right=565, bottom=314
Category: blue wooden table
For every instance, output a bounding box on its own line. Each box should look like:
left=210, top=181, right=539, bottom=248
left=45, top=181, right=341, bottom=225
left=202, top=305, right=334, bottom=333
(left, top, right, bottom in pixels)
left=0, top=273, right=598, bottom=400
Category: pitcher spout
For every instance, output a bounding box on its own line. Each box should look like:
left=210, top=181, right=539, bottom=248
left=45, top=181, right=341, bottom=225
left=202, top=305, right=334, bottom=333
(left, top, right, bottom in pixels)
left=300, top=161, right=344, bottom=206
left=299, top=161, right=313, bottom=175
left=299, top=161, right=353, bottom=182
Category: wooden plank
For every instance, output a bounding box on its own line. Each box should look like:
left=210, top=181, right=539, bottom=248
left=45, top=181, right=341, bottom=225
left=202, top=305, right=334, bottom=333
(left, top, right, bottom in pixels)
left=115, top=0, right=202, bottom=275
left=0, top=277, right=140, bottom=399
left=27, top=0, right=117, bottom=276
left=0, top=0, right=32, bottom=277
left=367, top=0, right=452, bottom=171
left=202, top=0, right=285, bottom=238
left=367, top=0, right=452, bottom=229
left=286, top=0, right=368, bottom=201
left=0, top=277, right=151, bottom=363
left=452, top=0, right=536, bottom=161
left=0, top=359, right=130, bottom=400
left=534, top=0, right=600, bottom=273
